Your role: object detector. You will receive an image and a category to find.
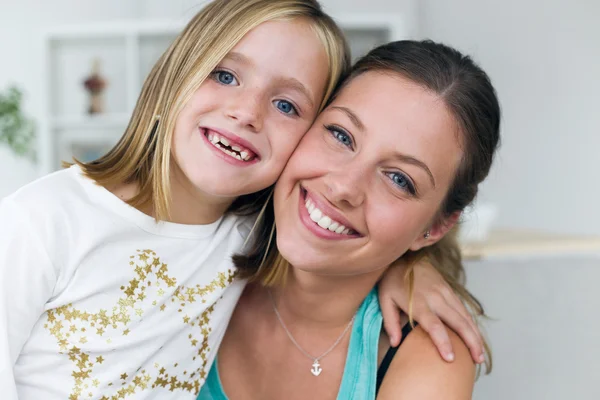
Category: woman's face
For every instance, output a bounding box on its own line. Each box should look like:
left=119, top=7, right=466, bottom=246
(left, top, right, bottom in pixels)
left=172, top=19, right=329, bottom=201
left=274, top=71, right=464, bottom=275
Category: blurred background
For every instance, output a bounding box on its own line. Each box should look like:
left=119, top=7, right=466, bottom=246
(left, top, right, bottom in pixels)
left=0, top=0, right=598, bottom=398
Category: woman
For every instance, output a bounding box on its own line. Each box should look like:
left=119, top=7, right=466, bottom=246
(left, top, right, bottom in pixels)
left=198, top=39, right=500, bottom=399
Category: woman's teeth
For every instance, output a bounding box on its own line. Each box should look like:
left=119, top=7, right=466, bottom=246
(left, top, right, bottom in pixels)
left=305, top=198, right=352, bottom=235
left=207, top=131, right=253, bottom=161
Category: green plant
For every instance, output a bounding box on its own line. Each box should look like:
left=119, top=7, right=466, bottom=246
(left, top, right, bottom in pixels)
left=0, top=86, right=36, bottom=160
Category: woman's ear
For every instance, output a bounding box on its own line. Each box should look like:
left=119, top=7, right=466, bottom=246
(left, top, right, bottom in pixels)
left=409, top=211, right=461, bottom=252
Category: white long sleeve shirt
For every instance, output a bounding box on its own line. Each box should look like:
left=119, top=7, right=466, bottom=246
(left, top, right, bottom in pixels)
left=0, top=166, right=250, bottom=399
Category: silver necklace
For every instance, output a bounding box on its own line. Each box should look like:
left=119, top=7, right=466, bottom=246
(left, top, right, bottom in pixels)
left=268, top=290, right=356, bottom=377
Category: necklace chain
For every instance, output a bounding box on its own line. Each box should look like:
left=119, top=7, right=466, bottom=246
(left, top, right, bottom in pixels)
left=268, top=290, right=356, bottom=365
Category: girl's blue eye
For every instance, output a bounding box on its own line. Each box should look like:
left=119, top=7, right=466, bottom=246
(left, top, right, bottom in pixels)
left=214, top=71, right=238, bottom=85
left=325, top=125, right=353, bottom=148
left=387, top=172, right=416, bottom=195
left=274, top=99, right=298, bottom=115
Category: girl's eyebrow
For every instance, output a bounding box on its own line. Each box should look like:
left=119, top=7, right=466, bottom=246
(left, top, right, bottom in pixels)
left=224, top=51, right=252, bottom=65
left=271, top=76, right=314, bottom=107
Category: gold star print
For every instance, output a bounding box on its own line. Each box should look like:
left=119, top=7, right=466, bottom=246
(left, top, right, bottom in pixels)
left=43, top=250, right=235, bottom=399
left=80, top=337, right=88, bottom=344
left=183, top=316, right=190, bottom=323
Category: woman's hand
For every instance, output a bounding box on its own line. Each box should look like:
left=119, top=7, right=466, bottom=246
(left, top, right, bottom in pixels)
left=378, top=258, right=486, bottom=364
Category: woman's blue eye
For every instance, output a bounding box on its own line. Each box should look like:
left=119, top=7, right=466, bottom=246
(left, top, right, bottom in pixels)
left=214, top=71, right=237, bottom=85
left=274, top=99, right=297, bottom=115
left=325, top=125, right=353, bottom=148
left=387, top=172, right=416, bottom=195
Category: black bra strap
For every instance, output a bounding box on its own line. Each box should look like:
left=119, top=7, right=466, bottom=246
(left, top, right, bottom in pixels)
left=376, top=322, right=416, bottom=395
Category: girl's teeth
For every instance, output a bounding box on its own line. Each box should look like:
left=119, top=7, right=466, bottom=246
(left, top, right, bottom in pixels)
left=335, top=225, right=345, bottom=234
left=327, top=222, right=339, bottom=232
left=342, top=228, right=350, bottom=235
left=206, top=131, right=254, bottom=162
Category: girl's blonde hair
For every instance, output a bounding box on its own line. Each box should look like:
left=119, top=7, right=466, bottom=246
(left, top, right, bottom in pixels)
left=73, top=0, right=350, bottom=220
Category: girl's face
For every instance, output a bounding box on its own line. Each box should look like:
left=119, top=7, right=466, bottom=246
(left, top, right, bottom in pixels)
left=172, top=19, right=329, bottom=203
left=274, top=71, right=464, bottom=276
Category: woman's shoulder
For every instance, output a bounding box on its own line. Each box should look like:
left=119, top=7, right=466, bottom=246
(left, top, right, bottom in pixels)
left=377, top=326, right=476, bottom=399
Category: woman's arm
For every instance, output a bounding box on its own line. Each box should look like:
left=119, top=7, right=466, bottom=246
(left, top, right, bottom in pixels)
left=377, top=326, right=476, bottom=400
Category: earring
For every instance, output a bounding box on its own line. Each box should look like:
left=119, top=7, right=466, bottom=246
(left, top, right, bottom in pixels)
left=424, top=231, right=431, bottom=239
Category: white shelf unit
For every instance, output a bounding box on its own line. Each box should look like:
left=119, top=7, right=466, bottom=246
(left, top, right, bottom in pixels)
left=40, top=15, right=408, bottom=175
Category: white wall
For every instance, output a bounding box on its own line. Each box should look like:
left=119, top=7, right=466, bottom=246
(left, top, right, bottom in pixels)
left=466, top=255, right=600, bottom=400
left=0, top=0, right=142, bottom=198
left=419, top=0, right=600, bottom=236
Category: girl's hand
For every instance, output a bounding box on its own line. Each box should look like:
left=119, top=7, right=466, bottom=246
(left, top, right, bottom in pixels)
left=378, top=258, right=486, bottom=364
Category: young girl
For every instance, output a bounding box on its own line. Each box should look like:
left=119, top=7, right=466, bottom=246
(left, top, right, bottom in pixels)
left=0, top=1, right=484, bottom=398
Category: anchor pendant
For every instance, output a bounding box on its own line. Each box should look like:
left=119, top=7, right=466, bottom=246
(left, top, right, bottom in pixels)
left=311, top=360, right=322, bottom=376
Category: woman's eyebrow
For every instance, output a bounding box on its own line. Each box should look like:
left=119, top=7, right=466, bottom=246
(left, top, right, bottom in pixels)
left=330, top=106, right=365, bottom=131
left=393, top=153, right=436, bottom=188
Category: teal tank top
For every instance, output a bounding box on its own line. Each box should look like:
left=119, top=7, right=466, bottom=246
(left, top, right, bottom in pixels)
left=197, top=289, right=383, bottom=399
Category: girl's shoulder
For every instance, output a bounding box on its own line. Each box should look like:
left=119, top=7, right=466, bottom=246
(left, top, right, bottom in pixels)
left=3, top=165, right=88, bottom=219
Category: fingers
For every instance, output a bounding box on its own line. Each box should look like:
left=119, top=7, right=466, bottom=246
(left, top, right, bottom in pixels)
left=438, top=289, right=485, bottom=363
left=380, top=296, right=403, bottom=347
left=415, top=310, right=455, bottom=362
left=429, top=298, right=484, bottom=364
